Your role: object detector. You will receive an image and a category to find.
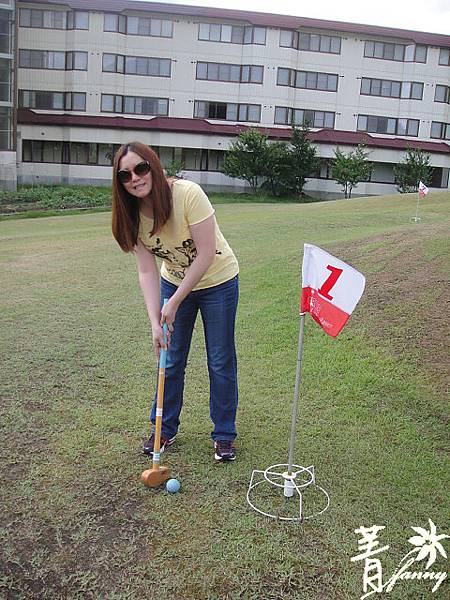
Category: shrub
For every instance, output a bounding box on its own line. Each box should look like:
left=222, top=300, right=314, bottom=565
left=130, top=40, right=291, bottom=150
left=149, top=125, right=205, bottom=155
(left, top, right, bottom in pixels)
left=393, top=148, right=433, bottom=193
left=0, top=185, right=112, bottom=213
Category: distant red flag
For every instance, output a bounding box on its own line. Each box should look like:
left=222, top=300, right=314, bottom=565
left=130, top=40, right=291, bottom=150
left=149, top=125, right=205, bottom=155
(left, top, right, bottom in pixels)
left=301, top=244, right=366, bottom=337
left=418, top=181, right=429, bottom=198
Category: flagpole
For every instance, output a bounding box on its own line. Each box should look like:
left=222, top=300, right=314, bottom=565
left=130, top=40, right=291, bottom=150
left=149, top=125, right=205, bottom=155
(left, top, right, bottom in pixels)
left=287, top=312, right=306, bottom=475
left=413, top=189, right=421, bottom=222
left=247, top=302, right=331, bottom=519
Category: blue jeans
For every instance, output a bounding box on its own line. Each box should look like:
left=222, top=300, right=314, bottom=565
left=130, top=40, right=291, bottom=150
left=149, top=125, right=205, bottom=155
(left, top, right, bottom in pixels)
left=151, top=275, right=239, bottom=441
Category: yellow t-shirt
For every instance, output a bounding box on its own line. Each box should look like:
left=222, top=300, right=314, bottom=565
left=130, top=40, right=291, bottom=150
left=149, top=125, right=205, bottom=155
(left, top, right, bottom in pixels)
left=138, top=179, right=239, bottom=290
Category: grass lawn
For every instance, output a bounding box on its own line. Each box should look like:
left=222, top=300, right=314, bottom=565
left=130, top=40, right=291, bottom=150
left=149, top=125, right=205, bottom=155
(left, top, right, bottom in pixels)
left=0, top=191, right=449, bottom=600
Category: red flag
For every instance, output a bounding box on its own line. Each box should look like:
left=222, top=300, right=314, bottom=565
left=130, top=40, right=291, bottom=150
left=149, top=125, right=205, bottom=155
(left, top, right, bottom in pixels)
left=301, top=244, right=365, bottom=337
left=418, top=181, right=429, bottom=198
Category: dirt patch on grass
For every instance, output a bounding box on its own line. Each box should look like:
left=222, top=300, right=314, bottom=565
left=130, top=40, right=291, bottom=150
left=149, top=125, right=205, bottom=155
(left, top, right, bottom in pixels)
left=330, top=222, right=449, bottom=397
left=0, top=484, right=163, bottom=600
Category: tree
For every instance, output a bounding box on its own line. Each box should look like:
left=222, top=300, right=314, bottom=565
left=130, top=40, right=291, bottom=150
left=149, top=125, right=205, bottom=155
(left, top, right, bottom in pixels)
left=283, top=125, right=319, bottom=196
left=263, top=125, right=319, bottom=196
left=261, top=141, right=291, bottom=196
left=393, top=147, right=433, bottom=193
left=222, top=125, right=318, bottom=196
left=221, top=128, right=270, bottom=193
left=330, top=145, right=373, bottom=198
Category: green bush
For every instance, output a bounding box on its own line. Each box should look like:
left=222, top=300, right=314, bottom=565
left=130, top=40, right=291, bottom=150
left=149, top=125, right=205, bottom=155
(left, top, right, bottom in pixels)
left=0, top=185, right=112, bottom=213
left=221, top=125, right=318, bottom=197
left=393, top=147, right=433, bottom=193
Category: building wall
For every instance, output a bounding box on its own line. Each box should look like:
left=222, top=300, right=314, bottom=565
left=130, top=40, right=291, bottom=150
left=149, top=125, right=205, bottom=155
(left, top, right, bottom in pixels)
left=14, top=1, right=450, bottom=195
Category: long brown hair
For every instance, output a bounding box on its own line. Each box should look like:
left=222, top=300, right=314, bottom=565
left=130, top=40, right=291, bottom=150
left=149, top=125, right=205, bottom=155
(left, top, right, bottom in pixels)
left=111, top=142, right=172, bottom=252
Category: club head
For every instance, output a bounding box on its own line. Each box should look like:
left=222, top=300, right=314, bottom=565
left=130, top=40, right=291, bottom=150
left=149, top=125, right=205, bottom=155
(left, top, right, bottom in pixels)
left=141, top=466, right=170, bottom=488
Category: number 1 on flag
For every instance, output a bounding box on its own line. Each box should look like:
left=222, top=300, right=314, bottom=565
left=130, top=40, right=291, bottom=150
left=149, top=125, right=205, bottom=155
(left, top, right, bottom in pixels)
left=318, top=265, right=343, bottom=301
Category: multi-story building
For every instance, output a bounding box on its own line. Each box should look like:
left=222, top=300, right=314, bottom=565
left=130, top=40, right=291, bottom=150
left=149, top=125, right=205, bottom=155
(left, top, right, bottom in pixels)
left=10, top=0, right=450, bottom=195
left=0, top=0, right=16, bottom=190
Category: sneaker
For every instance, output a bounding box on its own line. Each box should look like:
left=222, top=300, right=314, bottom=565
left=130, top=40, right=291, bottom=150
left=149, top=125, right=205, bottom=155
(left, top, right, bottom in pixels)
left=143, top=431, right=176, bottom=456
left=214, top=440, right=236, bottom=462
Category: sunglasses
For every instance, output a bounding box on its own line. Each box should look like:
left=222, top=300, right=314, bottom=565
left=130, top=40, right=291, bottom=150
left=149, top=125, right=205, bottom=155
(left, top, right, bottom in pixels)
left=117, top=161, right=151, bottom=184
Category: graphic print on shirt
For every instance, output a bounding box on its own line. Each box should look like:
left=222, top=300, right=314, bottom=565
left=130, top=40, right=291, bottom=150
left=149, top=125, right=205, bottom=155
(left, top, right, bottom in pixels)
left=166, top=238, right=197, bottom=280
left=150, top=235, right=223, bottom=281
left=150, top=238, right=177, bottom=262
left=175, top=239, right=223, bottom=262
left=175, top=239, right=197, bottom=267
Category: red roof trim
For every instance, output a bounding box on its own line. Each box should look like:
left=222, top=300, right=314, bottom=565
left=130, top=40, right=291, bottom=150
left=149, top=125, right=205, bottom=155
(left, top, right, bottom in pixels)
left=22, top=0, right=450, bottom=46
left=17, top=109, right=450, bottom=154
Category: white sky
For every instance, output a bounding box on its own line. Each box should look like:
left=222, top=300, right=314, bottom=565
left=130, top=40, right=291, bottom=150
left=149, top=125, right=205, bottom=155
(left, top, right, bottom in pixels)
left=154, top=0, right=450, bottom=35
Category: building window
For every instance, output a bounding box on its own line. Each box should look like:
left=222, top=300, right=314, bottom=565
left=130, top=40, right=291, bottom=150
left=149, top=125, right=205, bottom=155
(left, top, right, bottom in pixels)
left=280, top=30, right=341, bottom=54
left=194, top=100, right=261, bottom=122
left=357, top=114, right=419, bottom=136
left=103, top=13, right=173, bottom=37
left=198, top=23, right=266, bottom=45
left=22, top=140, right=61, bottom=162
left=277, top=68, right=338, bottom=91
left=435, top=85, right=450, bottom=103
left=102, top=54, right=171, bottom=77
left=98, top=144, right=118, bottom=166
left=67, top=11, right=89, bottom=30
left=101, top=94, right=122, bottom=112
left=181, top=148, right=225, bottom=171
left=408, top=45, right=427, bottom=62
left=64, top=12, right=87, bottom=30
left=438, top=48, right=450, bottom=66
left=104, top=13, right=126, bottom=33
left=0, top=56, right=11, bottom=102
left=364, top=41, right=427, bottom=63
left=311, top=159, right=332, bottom=180
left=19, top=9, right=88, bottom=30
left=101, top=94, right=169, bottom=116
left=22, top=140, right=122, bottom=165
left=360, top=78, right=423, bottom=99
left=155, top=146, right=175, bottom=167
left=196, top=62, right=263, bottom=83
left=66, top=52, right=88, bottom=71
left=19, top=90, right=86, bottom=111
left=19, top=49, right=64, bottom=69
left=367, top=162, right=396, bottom=184
left=0, top=105, right=13, bottom=150
left=274, top=106, right=335, bottom=128
left=70, top=142, right=88, bottom=164
left=127, top=16, right=173, bottom=37
left=401, top=82, right=424, bottom=100
left=430, top=121, right=450, bottom=140
left=19, top=49, right=88, bottom=71
left=19, top=9, right=66, bottom=29
left=102, top=53, right=124, bottom=73
left=430, top=167, right=449, bottom=188
left=0, top=9, right=13, bottom=54
left=66, top=93, right=86, bottom=111
left=36, top=91, right=82, bottom=110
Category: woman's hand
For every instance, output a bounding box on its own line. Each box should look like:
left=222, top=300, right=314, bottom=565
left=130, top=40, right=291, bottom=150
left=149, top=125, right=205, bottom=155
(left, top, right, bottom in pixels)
left=151, top=323, right=167, bottom=361
left=151, top=297, right=178, bottom=359
left=160, top=296, right=179, bottom=333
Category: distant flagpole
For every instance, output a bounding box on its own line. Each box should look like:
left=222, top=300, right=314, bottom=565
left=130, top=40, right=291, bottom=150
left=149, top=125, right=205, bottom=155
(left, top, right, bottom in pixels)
left=413, top=181, right=429, bottom=223
left=413, top=188, right=421, bottom=222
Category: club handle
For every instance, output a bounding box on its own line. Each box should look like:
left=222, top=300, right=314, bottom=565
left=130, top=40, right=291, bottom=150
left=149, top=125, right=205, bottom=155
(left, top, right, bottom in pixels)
left=159, top=298, right=169, bottom=369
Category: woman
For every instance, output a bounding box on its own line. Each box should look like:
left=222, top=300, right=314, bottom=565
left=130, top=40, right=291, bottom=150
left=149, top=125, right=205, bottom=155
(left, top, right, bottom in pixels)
left=112, top=142, right=239, bottom=461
